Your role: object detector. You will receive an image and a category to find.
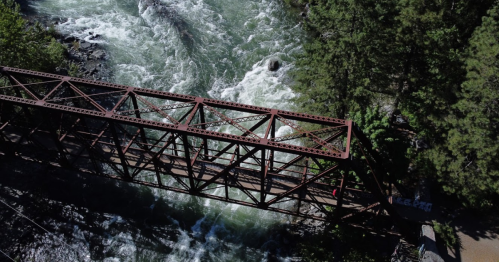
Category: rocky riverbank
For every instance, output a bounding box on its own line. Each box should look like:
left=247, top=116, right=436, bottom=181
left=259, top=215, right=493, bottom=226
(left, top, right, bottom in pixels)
left=58, top=32, right=112, bottom=81
left=18, top=4, right=112, bottom=81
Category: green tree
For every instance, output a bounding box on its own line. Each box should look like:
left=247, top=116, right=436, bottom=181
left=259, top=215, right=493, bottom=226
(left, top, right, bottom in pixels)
left=0, top=0, right=66, bottom=72
left=431, top=3, right=499, bottom=208
left=351, top=106, right=411, bottom=182
left=292, top=0, right=399, bottom=119
left=393, top=0, right=494, bottom=138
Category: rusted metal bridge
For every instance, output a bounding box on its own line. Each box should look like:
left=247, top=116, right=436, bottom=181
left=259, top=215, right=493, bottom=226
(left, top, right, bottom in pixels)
left=0, top=66, right=404, bottom=229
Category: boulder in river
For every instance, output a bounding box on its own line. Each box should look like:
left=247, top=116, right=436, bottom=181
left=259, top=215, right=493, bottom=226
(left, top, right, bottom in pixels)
left=268, top=59, right=280, bottom=71
left=140, top=0, right=192, bottom=43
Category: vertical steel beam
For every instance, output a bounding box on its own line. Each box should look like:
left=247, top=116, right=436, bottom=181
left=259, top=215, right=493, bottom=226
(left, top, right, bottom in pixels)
left=198, top=105, right=209, bottom=158
left=182, top=134, right=196, bottom=191
left=270, top=115, right=275, bottom=171
left=45, top=112, right=71, bottom=167
left=334, top=164, right=349, bottom=219
left=109, top=121, right=131, bottom=179
left=260, top=149, right=267, bottom=204
left=296, top=158, right=309, bottom=215
left=154, top=163, right=163, bottom=186
left=130, top=93, right=148, bottom=148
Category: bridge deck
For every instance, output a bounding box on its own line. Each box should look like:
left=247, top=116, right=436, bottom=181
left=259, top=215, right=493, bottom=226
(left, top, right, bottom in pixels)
left=4, top=128, right=372, bottom=212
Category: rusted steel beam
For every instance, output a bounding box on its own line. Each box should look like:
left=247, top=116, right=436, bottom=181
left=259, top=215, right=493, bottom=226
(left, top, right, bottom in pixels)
left=122, top=128, right=142, bottom=154
left=182, top=134, right=196, bottom=190
left=6, top=74, right=40, bottom=100
left=260, top=149, right=267, bottom=204
left=130, top=133, right=175, bottom=177
left=196, top=147, right=259, bottom=192
left=41, top=78, right=68, bottom=101
left=192, top=113, right=267, bottom=129
left=0, top=93, right=348, bottom=160
left=334, top=171, right=349, bottom=219
left=67, top=82, right=107, bottom=112
left=110, top=90, right=130, bottom=113
left=183, top=99, right=201, bottom=126
left=130, top=93, right=149, bottom=147
left=198, top=105, right=209, bottom=158
left=208, top=115, right=270, bottom=161
left=0, top=67, right=348, bottom=126
left=202, top=103, right=260, bottom=139
left=273, top=128, right=346, bottom=174
left=132, top=92, right=179, bottom=125
left=266, top=164, right=340, bottom=206
left=109, top=122, right=131, bottom=179
left=59, top=118, right=81, bottom=142
left=341, top=202, right=381, bottom=220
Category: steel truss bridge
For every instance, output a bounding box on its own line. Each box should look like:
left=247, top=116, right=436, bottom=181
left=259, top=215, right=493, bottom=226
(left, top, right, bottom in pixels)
left=0, top=67, right=406, bottom=232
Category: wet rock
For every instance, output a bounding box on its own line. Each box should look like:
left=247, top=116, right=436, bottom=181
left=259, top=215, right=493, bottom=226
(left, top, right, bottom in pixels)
left=90, top=50, right=106, bottom=60
left=63, top=35, right=77, bottom=43
left=268, top=59, right=280, bottom=71
left=140, top=0, right=193, bottom=46
left=80, top=42, right=92, bottom=49
left=89, top=34, right=102, bottom=40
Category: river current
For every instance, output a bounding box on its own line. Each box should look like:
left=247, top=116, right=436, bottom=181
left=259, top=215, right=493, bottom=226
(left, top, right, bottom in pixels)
left=6, top=0, right=307, bottom=261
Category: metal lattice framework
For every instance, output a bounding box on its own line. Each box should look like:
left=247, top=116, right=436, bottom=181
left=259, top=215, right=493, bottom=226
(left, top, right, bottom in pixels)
left=0, top=66, right=404, bottom=229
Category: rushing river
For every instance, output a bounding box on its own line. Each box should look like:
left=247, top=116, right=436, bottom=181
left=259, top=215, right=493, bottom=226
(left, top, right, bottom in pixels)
left=5, top=0, right=307, bottom=261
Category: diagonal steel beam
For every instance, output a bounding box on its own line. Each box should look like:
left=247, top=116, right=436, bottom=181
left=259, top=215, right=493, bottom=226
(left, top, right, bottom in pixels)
left=6, top=73, right=40, bottom=100
left=266, top=164, right=340, bottom=206
left=197, top=147, right=259, bottom=192
left=273, top=129, right=346, bottom=173
left=130, top=133, right=177, bottom=177
left=277, top=116, right=342, bottom=154
left=202, top=104, right=260, bottom=139
left=66, top=81, right=107, bottom=112
left=132, top=92, right=179, bottom=125
left=209, top=115, right=270, bottom=161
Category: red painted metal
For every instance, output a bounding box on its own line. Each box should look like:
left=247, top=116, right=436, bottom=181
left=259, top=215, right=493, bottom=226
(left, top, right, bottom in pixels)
left=0, top=66, right=402, bottom=228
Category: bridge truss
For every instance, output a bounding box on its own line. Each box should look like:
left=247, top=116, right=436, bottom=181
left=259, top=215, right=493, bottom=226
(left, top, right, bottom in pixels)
left=0, top=67, right=404, bottom=230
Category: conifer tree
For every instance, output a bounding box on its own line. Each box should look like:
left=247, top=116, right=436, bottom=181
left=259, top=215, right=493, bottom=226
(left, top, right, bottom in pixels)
left=292, top=0, right=398, bottom=119
left=431, top=3, right=499, bottom=207
left=393, top=0, right=493, bottom=137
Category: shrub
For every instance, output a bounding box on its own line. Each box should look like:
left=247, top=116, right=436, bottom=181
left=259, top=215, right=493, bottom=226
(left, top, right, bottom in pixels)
left=0, top=0, right=66, bottom=72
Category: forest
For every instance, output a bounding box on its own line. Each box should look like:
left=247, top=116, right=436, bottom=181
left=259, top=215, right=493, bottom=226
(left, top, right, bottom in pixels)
left=287, top=0, right=499, bottom=210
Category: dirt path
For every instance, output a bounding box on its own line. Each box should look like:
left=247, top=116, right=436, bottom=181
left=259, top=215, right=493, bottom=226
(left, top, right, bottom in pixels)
left=440, top=211, right=499, bottom=262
